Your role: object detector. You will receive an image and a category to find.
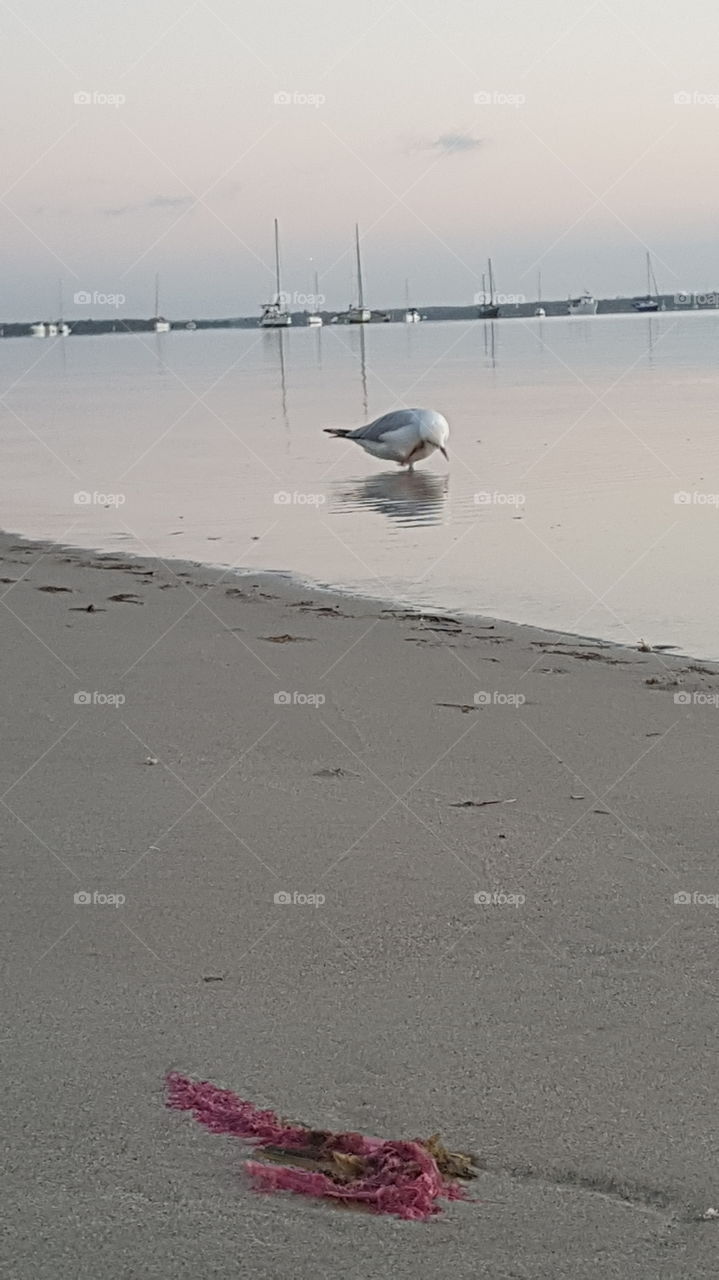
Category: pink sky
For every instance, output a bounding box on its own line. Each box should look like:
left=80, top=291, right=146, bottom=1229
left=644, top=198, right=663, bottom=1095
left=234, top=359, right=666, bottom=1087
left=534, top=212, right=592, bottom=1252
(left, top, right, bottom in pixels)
left=2, top=0, right=718, bottom=319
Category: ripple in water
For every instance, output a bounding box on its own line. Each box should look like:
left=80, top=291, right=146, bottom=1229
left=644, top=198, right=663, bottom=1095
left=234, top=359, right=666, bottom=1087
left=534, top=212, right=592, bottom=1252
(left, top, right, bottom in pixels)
left=326, top=470, right=450, bottom=527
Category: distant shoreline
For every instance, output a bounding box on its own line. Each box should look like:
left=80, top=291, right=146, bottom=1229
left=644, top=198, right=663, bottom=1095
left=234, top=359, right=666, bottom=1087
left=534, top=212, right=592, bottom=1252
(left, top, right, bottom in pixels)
left=2, top=295, right=718, bottom=337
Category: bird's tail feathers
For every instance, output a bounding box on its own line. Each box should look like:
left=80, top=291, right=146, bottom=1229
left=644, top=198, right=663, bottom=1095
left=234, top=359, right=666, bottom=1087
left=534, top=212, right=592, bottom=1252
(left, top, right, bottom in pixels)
left=323, top=428, right=351, bottom=438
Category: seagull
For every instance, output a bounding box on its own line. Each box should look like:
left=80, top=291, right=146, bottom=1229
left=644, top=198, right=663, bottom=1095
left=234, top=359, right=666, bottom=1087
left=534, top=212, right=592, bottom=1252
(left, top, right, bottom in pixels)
left=324, top=408, right=450, bottom=470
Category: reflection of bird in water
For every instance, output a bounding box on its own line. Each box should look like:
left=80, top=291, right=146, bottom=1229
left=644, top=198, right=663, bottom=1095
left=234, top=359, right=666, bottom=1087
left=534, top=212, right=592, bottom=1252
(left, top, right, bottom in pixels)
left=327, top=469, right=449, bottom=527
left=324, top=408, right=449, bottom=470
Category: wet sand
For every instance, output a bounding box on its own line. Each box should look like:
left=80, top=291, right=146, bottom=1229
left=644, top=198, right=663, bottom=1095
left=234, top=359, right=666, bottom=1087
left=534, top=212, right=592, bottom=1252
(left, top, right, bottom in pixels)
left=3, top=531, right=719, bottom=1278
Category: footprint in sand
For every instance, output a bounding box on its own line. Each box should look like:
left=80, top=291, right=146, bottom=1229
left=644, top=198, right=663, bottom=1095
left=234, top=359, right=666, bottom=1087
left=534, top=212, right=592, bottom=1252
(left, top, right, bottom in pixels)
left=261, top=634, right=314, bottom=644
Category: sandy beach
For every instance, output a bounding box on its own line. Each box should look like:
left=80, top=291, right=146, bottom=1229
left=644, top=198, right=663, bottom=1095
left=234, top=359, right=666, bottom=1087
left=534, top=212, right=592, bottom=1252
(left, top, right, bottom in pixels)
left=3, top=530, right=719, bottom=1278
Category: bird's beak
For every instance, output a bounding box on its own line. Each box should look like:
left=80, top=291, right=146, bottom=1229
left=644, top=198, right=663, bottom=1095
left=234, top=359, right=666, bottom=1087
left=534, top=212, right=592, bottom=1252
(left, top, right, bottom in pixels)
left=440, top=446, right=449, bottom=461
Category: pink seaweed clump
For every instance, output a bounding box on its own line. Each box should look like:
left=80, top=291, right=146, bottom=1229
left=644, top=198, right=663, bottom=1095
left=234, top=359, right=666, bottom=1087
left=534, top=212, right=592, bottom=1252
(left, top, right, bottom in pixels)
left=165, top=1072, right=470, bottom=1221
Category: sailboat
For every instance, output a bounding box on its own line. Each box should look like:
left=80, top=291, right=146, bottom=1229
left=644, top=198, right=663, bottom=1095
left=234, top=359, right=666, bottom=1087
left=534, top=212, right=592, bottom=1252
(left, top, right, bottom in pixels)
left=477, top=258, right=499, bottom=319
left=31, top=282, right=66, bottom=337
left=307, top=271, right=323, bottom=326
left=152, top=274, right=170, bottom=332
left=534, top=271, right=546, bottom=317
left=260, top=219, right=292, bottom=327
left=55, top=281, right=71, bottom=335
left=404, top=278, right=420, bottom=323
left=347, top=224, right=370, bottom=323
left=632, top=252, right=660, bottom=312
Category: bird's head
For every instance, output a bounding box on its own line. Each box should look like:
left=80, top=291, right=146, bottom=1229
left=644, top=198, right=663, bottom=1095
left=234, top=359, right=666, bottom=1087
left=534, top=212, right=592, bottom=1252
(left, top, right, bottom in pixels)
left=421, top=411, right=450, bottom=460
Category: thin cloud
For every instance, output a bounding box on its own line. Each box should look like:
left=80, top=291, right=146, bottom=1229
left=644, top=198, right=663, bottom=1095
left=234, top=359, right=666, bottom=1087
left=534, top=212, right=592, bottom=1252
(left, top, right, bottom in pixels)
left=406, top=132, right=485, bottom=158
left=432, top=132, right=484, bottom=155
left=102, top=195, right=195, bottom=217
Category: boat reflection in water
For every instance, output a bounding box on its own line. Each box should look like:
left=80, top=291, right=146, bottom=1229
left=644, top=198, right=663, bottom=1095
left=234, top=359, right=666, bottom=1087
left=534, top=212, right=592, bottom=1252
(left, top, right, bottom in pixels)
left=327, top=469, right=449, bottom=527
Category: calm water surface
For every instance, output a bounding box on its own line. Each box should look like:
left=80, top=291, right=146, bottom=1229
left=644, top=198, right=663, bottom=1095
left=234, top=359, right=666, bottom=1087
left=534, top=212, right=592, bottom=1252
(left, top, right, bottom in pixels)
left=2, top=314, right=718, bottom=657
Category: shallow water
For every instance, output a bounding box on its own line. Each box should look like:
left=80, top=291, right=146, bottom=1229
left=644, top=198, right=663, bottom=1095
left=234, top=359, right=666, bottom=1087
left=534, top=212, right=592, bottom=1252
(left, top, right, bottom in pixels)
left=2, top=313, right=719, bottom=657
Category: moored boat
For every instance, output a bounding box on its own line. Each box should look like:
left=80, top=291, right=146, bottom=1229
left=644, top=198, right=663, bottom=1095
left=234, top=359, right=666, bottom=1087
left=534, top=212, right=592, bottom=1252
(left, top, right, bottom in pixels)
left=260, top=220, right=292, bottom=327
left=568, top=291, right=598, bottom=316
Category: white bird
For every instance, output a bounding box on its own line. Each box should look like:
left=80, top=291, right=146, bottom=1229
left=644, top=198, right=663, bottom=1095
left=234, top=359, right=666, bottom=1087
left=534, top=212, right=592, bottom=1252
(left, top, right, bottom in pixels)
left=324, top=408, right=450, bottom=470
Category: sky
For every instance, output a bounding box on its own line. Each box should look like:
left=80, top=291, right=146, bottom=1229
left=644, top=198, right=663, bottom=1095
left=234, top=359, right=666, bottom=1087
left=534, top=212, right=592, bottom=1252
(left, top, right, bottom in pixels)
left=2, top=0, right=719, bottom=320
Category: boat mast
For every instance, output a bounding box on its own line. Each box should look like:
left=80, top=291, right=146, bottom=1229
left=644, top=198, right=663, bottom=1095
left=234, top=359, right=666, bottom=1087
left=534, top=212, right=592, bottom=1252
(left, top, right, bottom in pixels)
left=355, top=223, right=364, bottom=309
left=154, top=273, right=160, bottom=316
left=488, top=258, right=495, bottom=306
left=537, top=270, right=542, bottom=305
left=646, top=251, right=651, bottom=297
left=274, top=219, right=282, bottom=302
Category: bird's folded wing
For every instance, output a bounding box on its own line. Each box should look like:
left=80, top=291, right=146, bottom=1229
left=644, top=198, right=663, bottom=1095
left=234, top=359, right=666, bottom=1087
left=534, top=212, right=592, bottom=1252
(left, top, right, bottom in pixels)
left=350, top=410, right=415, bottom=441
